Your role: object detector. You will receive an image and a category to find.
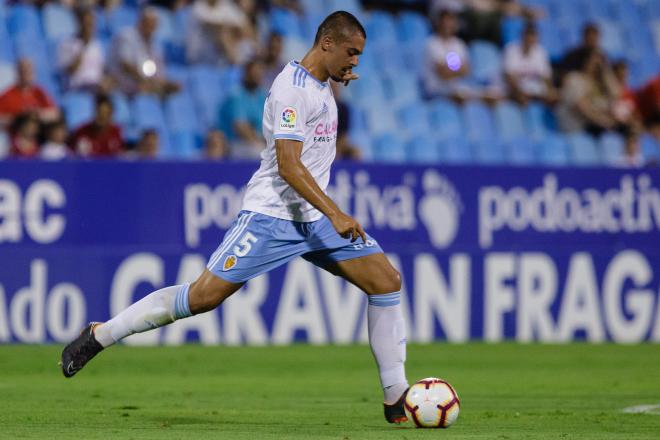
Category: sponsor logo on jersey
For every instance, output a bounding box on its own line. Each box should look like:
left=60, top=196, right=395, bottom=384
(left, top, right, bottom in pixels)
left=223, top=255, right=237, bottom=271
left=280, top=107, right=297, bottom=130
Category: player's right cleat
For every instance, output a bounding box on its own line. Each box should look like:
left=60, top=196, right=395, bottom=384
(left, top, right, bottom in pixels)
left=60, top=322, right=104, bottom=378
left=384, top=388, right=409, bottom=424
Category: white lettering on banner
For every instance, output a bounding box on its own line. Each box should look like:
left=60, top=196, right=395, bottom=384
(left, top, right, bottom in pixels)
left=272, top=260, right=328, bottom=344
left=163, top=254, right=221, bottom=345
left=3, top=260, right=85, bottom=343
left=223, top=277, right=269, bottom=345
left=414, top=254, right=470, bottom=342
left=318, top=269, right=365, bottom=344
left=110, top=253, right=163, bottom=346
left=479, top=174, right=660, bottom=248
left=556, top=253, right=605, bottom=342
left=0, top=179, right=66, bottom=244
left=517, top=254, right=557, bottom=342
left=183, top=183, right=244, bottom=248
left=484, top=254, right=516, bottom=341
left=603, top=251, right=654, bottom=343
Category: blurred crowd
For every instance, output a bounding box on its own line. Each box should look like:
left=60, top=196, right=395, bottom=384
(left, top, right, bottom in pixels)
left=0, top=0, right=658, bottom=166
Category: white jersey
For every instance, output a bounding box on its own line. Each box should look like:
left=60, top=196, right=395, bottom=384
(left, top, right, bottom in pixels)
left=241, top=60, right=338, bottom=222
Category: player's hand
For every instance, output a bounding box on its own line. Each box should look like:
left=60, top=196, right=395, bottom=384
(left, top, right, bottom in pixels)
left=329, top=211, right=367, bottom=243
left=341, top=71, right=359, bottom=86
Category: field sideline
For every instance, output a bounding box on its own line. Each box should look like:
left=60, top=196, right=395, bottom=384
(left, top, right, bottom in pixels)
left=1, top=343, right=659, bottom=439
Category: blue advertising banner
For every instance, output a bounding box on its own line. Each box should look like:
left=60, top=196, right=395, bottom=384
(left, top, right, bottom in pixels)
left=1, top=161, right=660, bottom=344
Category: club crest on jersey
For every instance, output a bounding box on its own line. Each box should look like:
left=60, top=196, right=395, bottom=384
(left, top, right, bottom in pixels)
left=223, top=255, right=237, bottom=271
left=280, top=107, right=297, bottom=130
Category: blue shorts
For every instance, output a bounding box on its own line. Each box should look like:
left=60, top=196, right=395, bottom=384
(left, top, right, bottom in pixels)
left=206, top=211, right=383, bottom=283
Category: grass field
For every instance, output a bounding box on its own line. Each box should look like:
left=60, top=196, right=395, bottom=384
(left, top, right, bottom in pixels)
left=1, top=343, right=659, bottom=439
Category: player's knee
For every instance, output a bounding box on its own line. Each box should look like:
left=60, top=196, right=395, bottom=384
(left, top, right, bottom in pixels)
left=367, top=267, right=401, bottom=294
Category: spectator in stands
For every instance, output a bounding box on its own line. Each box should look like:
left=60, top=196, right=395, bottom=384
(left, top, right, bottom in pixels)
left=561, top=23, right=605, bottom=75
left=218, top=59, right=267, bottom=159
left=58, top=8, right=109, bottom=93
left=503, top=23, right=556, bottom=105
left=8, top=113, right=40, bottom=158
left=204, top=129, right=230, bottom=160
left=431, top=0, right=543, bottom=43
left=611, top=61, right=641, bottom=131
left=136, top=129, right=160, bottom=158
left=72, top=94, right=124, bottom=157
left=186, top=0, right=257, bottom=66
left=109, top=7, right=181, bottom=96
left=422, top=9, right=472, bottom=101
left=41, top=120, right=71, bottom=160
left=261, top=32, right=285, bottom=88
left=0, top=59, right=60, bottom=127
left=556, top=49, right=619, bottom=136
left=636, top=75, right=660, bottom=126
left=619, top=133, right=644, bottom=168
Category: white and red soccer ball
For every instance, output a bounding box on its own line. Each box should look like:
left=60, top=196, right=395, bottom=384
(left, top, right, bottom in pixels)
left=404, top=377, right=460, bottom=428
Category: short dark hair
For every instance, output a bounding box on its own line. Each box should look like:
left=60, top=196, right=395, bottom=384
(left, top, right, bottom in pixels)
left=523, top=22, right=537, bottom=36
left=314, top=11, right=366, bottom=45
left=95, top=94, right=113, bottom=111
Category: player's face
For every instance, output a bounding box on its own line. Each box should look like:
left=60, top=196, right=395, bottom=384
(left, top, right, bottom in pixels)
left=326, top=32, right=365, bottom=83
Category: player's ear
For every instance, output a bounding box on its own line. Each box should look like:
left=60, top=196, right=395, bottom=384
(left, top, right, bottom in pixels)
left=321, top=35, right=333, bottom=52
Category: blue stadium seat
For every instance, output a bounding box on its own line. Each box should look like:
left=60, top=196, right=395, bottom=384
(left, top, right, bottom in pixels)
left=348, top=130, right=374, bottom=161
left=383, top=71, right=420, bottom=106
left=538, top=133, right=570, bottom=166
left=640, top=133, right=660, bottom=162
left=0, top=62, right=15, bottom=92
left=0, top=37, right=14, bottom=63
left=152, top=6, right=175, bottom=44
left=494, top=101, right=526, bottom=141
left=168, top=130, right=200, bottom=159
left=270, top=7, right=304, bottom=38
left=501, top=16, right=524, bottom=45
left=397, top=103, right=430, bottom=137
left=428, top=99, right=463, bottom=140
left=365, top=105, right=398, bottom=136
left=7, top=4, right=42, bottom=38
left=189, top=65, right=225, bottom=130
left=165, top=65, right=189, bottom=87
left=301, top=11, right=325, bottom=41
left=372, top=133, right=407, bottom=163
left=111, top=92, right=131, bottom=130
left=62, top=92, right=94, bottom=129
left=299, top=0, right=331, bottom=16
left=165, top=91, right=200, bottom=135
left=397, top=11, right=430, bottom=44
left=652, top=19, right=660, bottom=57
left=473, top=139, right=506, bottom=164
left=406, top=133, right=442, bottom=163
left=595, top=19, right=624, bottom=58
left=326, top=0, right=362, bottom=17
left=106, top=5, right=138, bottom=35
left=567, top=132, right=601, bottom=166
left=349, top=72, right=386, bottom=104
left=439, top=137, right=473, bottom=164
left=599, top=132, right=625, bottom=166
left=507, top=137, right=537, bottom=165
left=612, top=1, right=644, bottom=31
left=365, top=11, right=398, bottom=48
left=42, top=3, right=76, bottom=41
left=549, top=0, right=585, bottom=28
left=462, top=101, right=497, bottom=142
left=132, top=94, right=167, bottom=133
left=525, top=102, right=551, bottom=141
left=469, top=41, right=502, bottom=86
left=583, top=0, right=613, bottom=21
left=0, top=129, right=8, bottom=159
left=537, top=19, right=563, bottom=60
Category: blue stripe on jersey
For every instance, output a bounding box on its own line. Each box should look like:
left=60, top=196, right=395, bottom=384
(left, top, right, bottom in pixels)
left=274, top=133, right=305, bottom=141
left=301, top=71, right=307, bottom=88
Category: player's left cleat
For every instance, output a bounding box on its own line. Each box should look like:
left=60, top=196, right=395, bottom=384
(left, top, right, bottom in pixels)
left=60, top=322, right=104, bottom=378
left=384, top=388, right=409, bottom=424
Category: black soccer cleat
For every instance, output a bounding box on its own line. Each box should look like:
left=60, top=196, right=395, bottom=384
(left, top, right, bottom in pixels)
left=60, top=322, right=104, bottom=378
left=384, top=388, right=409, bottom=424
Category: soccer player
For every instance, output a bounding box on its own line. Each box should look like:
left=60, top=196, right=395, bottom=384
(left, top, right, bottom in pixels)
left=61, top=11, right=409, bottom=424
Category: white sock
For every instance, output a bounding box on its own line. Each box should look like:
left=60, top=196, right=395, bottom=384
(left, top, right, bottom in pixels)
left=368, top=292, right=409, bottom=405
left=94, top=284, right=192, bottom=347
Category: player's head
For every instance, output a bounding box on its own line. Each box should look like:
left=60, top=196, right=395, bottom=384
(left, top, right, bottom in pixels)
left=313, top=11, right=366, bottom=82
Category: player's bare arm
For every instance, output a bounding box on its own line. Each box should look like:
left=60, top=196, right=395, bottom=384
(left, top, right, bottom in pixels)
left=276, top=138, right=366, bottom=243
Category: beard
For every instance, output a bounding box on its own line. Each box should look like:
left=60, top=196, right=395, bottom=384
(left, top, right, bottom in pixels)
left=330, top=74, right=344, bottom=82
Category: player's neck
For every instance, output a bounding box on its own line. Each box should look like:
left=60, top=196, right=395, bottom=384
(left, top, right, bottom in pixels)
left=300, top=49, right=329, bottom=83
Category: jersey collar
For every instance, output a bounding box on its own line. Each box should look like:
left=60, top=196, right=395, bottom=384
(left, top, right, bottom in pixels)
left=290, top=61, right=328, bottom=88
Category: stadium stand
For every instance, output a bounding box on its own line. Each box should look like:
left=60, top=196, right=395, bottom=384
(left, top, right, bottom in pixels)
left=0, top=0, right=657, bottom=166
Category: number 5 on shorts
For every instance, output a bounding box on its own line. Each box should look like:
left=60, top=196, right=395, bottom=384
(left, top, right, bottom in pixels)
left=234, top=232, right=258, bottom=257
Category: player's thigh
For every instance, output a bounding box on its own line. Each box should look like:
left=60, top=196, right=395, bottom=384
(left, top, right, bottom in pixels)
left=188, top=269, right=244, bottom=314
left=326, top=253, right=401, bottom=295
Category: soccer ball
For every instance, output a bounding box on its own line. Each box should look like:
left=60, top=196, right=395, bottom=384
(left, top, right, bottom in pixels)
left=404, top=377, right=460, bottom=428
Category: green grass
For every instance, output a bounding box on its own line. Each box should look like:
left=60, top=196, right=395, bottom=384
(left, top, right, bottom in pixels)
left=0, top=344, right=659, bottom=439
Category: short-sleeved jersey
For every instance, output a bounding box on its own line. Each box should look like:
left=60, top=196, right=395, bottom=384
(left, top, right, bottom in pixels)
left=241, top=60, right=338, bottom=222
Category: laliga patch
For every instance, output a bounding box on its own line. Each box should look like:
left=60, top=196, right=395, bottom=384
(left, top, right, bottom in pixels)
left=223, top=255, right=237, bottom=271
left=279, top=107, right=297, bottom=131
